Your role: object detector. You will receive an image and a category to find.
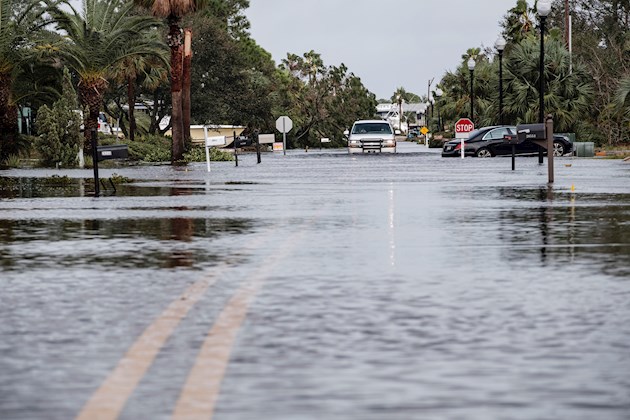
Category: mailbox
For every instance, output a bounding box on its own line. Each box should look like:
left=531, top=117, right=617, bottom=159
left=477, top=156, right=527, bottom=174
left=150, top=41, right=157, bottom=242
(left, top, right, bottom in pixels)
left=516, top=123, right=546, bottom=143
left=235, top=136, right=252, bottom=147
left=97, top=144, right=128, bottom=161
left=503, top=133, right=522, bottom=144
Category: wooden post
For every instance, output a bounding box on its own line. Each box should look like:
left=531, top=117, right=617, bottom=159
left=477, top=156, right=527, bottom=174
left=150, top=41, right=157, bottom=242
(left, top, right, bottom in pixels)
left=546, top=114, right=554, bottom=184
left=183, top=29, right=193, bottom=143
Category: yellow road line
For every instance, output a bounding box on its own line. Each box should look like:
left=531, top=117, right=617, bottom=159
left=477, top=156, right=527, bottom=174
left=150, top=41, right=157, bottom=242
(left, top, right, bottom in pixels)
left=75, top=265, right=228, bottom=420
left=76, top=232, right=274, bottom=420
left=171, top=278, right=262, bottom=420
left=172, top=229, right=305, bottom=420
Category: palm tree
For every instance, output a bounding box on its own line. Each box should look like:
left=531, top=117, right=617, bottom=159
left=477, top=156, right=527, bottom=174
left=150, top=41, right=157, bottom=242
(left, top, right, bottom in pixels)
left=110, top=31, right=168, bottom=142
left=439, top=53, right=493, bottom=129
left=135, top=0, right=208, bottom=162
left=46, top=0, right=166, bottom=153
left=503, top=35, right=592, bottom=132
left=616, top=77, right=630, bottom=117
left=0, top=0, right=50, bottom=158
left=501, top=0, right=536, bottom=44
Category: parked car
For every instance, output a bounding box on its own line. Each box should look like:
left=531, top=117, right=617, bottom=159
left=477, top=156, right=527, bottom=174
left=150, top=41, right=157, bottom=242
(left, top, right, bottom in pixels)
left=98, top=112, right=112, bottom=135
left=345, top=120, right=397, bottom=154
left=441, top=126, right=573, bottom=158
left=502, top=132, right=573, bottom=157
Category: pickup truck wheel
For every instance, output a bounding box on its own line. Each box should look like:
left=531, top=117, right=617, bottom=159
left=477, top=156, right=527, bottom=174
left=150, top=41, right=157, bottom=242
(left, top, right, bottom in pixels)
left=475, top=148, right=493, bottom=158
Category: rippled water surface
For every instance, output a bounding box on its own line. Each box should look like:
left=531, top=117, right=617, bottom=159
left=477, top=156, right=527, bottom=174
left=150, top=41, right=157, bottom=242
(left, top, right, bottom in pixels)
left=1, top=143, right=629, bottom=420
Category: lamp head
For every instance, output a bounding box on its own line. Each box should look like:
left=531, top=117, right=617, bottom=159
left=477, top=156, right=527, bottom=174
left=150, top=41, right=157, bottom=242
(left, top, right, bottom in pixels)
left=435, top=88, right=443, bottom=97
left=537, top=0, right=552, bottom=17
left=467, top=58, right=476, bottom=71
left=495, top=36, right=507, bottom=52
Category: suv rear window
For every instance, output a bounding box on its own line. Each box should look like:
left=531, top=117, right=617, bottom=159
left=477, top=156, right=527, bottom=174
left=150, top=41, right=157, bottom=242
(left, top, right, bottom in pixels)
left=352, top=123, right=392, bottom=135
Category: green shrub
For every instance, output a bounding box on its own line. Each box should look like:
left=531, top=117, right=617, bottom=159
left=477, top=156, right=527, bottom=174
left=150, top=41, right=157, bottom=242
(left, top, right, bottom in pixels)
left=83, top=154, right=93, bottom=169
left=110, top=173, right=131, bottom=184
left=42, top=175, right=74, bottom=187
left=14, top=135, right=35, bottom=158
left=210, top=148, right=235, bottom=162
left=183, top=146, right=234, bottom=163
left=143, top=148, right=172, bottom=162
left=127, top=135, right=172, bottom=162
left=1, top=155, right=21, bottom=168
left=34, top=69, right=81, bottom=167
left=183, top=146, right=206, bottom=162
left=127, top=142, right=156, bottom=161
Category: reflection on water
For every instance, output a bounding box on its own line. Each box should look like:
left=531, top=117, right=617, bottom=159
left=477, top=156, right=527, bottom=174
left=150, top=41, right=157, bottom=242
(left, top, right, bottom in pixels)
left=1, top=150, right=629, bottom=420
left=0, top=217, right=253, bottom=271
left=492, top=187, right=630, bottom=278
left=0, top=176, right=226, bottom=199
left=0, top=176, right=82, bottom=198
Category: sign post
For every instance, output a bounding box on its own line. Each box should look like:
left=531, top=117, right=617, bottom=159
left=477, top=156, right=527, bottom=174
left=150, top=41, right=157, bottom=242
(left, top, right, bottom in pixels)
left=420, top=126, right=429, bottom=147
left=275, top=116, right=293, bottom=156
left=204, top=126, right=226, bottom=172
left=455, top=118, right=475, bottom=159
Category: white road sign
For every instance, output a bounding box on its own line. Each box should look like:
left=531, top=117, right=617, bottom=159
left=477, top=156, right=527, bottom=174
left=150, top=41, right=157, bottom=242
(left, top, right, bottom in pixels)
left=275, top=116, right=293, bottom=134
left=205, top=135, right=226, bottom=147
left=259, top=134, right=275, bottom=144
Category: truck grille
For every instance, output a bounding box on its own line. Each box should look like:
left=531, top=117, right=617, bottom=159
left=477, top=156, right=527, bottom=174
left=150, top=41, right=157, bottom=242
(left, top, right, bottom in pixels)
left=361, top=139, right=383, bottom=150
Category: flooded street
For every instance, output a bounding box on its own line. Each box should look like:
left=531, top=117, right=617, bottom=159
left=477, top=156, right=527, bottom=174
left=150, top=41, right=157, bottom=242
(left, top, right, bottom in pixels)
left=1, top=141, right=629, bottom=420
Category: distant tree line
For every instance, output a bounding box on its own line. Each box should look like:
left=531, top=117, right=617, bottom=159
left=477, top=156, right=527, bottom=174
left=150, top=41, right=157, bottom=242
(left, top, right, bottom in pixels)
left=405, top=0, right=629, bottom=146
left=0, top=0, right=375, bottom=165
left=1, top=0, right=627, bottom=168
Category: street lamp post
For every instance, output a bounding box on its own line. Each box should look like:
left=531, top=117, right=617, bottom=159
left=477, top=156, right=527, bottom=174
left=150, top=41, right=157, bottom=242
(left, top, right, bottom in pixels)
left=468, top=58, right=476, bottom=123
left=435, top=88, right=443, bottom=132
left=424, top=101, right=431, bottom=146
left=495, top=36, right=514, bottom=169
left=429, top=96, right=435, bottom=132
left=420, top=104, right=427, bottom=127
left=495, top=37, right=506, bottom=125
left=538, top=0, right=552, bottom=164
left=396, top=95, right=403, bottom=132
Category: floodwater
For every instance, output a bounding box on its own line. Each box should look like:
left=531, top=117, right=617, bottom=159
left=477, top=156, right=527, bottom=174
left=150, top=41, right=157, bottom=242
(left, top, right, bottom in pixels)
left=1, top=142, right=629, bottom=420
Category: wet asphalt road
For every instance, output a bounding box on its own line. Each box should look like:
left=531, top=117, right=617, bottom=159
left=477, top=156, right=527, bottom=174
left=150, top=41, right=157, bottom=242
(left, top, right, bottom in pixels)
left=1, top=142, right=629, bottom=420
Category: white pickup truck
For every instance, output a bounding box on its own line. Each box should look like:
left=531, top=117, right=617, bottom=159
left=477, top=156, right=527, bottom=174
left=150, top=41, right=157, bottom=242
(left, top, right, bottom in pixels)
left=345, top=120, right=398, bottom=154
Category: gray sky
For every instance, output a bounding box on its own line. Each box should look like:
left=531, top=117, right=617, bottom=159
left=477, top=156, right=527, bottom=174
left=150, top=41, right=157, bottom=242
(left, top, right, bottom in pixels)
left=245, top=0, right=518, bottom=100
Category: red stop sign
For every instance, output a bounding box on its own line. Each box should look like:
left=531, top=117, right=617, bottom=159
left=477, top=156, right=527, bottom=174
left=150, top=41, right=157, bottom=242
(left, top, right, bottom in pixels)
left=455, top=118, right=475, bottom=137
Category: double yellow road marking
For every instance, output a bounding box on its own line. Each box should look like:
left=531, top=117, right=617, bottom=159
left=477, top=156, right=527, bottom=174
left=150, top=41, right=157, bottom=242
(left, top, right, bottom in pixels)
left=77, top=228, right=305, bottom=420
left=172, top=276, right=261, bottom=419
left=76, top=267, right=227, bottom=420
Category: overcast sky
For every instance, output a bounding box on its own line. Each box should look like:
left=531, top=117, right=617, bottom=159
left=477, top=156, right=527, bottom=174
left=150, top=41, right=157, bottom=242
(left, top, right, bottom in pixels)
left=245, top=0, right=518, bottom=100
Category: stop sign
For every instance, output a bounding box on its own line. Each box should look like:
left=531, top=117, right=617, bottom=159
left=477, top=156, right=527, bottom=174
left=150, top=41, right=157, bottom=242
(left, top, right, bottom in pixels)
left=455, top=118, right=475, bottom=139
left=275, top=116, right=293, bottom=134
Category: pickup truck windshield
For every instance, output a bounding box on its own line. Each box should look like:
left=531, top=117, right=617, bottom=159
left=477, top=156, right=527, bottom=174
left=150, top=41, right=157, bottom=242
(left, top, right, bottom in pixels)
left=352, top=123, right=392, bottom=135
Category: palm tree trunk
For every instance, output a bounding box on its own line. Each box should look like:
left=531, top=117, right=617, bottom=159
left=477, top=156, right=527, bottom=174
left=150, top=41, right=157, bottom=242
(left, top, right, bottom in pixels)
left=168, top=17, right=185, bottom=162
left=182, top=28, right=193, bottom=143
left=78, top=79, right=107, bottom=154
left=127, top=75, right=137, bottom=142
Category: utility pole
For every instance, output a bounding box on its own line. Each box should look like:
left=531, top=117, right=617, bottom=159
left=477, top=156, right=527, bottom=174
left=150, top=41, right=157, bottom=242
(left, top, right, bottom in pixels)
left=564, top=0, right=570, bottom=47
left=427, top=78, right=434, bottom=131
